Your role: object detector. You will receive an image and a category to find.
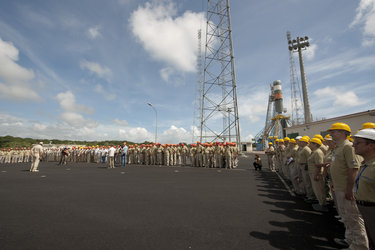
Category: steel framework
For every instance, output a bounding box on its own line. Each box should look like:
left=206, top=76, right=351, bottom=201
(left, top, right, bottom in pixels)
left=200, top=0, right=240, bottom=146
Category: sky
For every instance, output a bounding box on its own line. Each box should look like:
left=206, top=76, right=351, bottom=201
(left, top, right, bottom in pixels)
left=0, top=0, right=374, bottom=144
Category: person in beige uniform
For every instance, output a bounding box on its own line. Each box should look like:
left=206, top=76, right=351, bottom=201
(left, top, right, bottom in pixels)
left=224, top=143, right=233, bottom=169
left=214, top=142, right=223, bottom=168
left=297, top=136, right=314, bottom=202
left=180, top=143, right=188, bottom=166
left=313, top=134, right=328, bottom=155
left=265, top=142, right=275, bottom=171
left=282, top=137, right=291, bottom=179
left=190, top=144, right=197, bottom=167
left=322, top=134, right=335, bottom=209
left=353, top=128, right=375, bottom=249
left=287, top=139, right=304, bottom=195
left=277, top=139, right=286, bottom=173
left=328, top=122, right=368, bottom=249
left=30, top=142, right=44, bottom=172
left=307, top=138, right=327, bottom=212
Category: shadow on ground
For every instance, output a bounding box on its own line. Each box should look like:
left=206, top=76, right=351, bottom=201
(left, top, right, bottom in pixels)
left=248, top=169, right=345, bottom=249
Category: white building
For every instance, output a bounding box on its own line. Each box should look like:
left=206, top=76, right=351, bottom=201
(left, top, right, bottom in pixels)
left=241, top=142, right=253, bottom=152
left=285, top=109, right=375, bottom=138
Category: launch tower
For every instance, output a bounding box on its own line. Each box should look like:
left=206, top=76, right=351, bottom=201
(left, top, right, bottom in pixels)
left=200, top=0, right=241, bottom=146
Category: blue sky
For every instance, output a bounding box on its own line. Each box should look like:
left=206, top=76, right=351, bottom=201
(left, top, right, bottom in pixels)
left=0, top=0, right=374, bottom=144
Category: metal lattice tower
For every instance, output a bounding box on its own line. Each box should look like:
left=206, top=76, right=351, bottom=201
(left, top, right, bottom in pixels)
left=287, top=31, right=304, bottom=126
left=192, top=29, right=203, bottom=143
left=200, top=0, right=240, bottom=146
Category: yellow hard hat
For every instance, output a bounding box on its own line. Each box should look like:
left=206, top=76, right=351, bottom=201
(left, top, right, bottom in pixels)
left=324, top=134, right=332, bottom=140
left=284, top=137, right=290, bottom=141
left=290, top=139, right=296, bottom=144
left=362, top=122, right=375, bottom=129
left=313, top=134, right=324, bottom=141
left=268, top=142, right=273, bottom=145
left=328, top=122, right=351, bottom=133
left=299, top=136, right=310, bottom=143
left=279, top=139, right=284, bottom=143
left=275, top=139, right=279, bottom=142
left=310, top=138, right=322, bottom=146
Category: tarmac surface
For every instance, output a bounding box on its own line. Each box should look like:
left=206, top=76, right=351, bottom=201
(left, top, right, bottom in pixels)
left=0, top=153, right=345, bottom=249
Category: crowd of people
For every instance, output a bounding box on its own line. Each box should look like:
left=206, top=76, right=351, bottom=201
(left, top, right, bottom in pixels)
left=0, top=141, right=240, bottom=170
left=265, top=122, right=375, bottom=250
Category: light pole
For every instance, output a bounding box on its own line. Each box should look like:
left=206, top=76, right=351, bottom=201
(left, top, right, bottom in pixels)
left=147, top=102, right=157, bottom=143
left=288, top=36, right=312, bottom=124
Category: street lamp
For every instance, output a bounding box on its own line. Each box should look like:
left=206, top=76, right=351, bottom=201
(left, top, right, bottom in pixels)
left=147, top=102, right=158, bottom=143
left=288, top=36, right=312, bottom=124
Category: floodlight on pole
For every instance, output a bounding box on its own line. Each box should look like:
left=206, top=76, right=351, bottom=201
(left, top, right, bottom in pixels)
left=147, top=102, right=158, bottom=143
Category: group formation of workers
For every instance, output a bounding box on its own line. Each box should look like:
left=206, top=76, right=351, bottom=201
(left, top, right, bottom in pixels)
left=1, top=141, right=239, bottom=172
left=265, top=122, right=375, bottom=249
left=125, top=142, right=239, bottom=169
left=0, top=147, right=32, bottom=164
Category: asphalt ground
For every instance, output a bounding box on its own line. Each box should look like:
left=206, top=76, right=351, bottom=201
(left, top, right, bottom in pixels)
left=0, top=153, right=345, bottom=250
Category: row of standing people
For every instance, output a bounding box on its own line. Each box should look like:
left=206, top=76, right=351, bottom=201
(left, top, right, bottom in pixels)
left=265, top=122, right=375, bottom=250
left=125, top=142, right=239, bottom=169
left=30, top=142, right=240, bottom=169
left=12, top=141, right=239, bottom=170
left=0, top=148, right=32, bottom=163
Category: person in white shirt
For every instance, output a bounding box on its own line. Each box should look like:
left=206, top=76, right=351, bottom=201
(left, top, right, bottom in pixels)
left=121, top=142, right=128, bottom=166
left=108, top=146, right=116, bottom=169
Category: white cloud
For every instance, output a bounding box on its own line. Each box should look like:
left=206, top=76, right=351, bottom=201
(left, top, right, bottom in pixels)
left=0, top=110, right=196, bottom=144
left=32, top=123, right=47, bottom=131
left=0, top=37, right=40, bottom=102
left=238, top=89, right=268, bottom=123
left=129, top=1, right=205, bottom=80
left=160, top=67, right=174, bottom=82
left=94, top=84, right=116, bottom=101
left=87, top=26, right=101, bottom=39
left=56, top=91, right=94, bottom=114
left=18, top=5, right=54, bottom=28
left=314, top=87, right=366, bottom=107
left=350, top=0, right=375, bottom=46
left=308, top=51, right=375, bottom=81
left=119, top=127, right=153, bottom=142
left=56, top=91, right=97, bottom=128
left=80, top=60, right=112, bottom=81
left=304, top=43, right=317, bottom=61
left=160, top=125, right=191, bottom=143
left=0, top=112, right=24, bottom=127
left=113, top=118, right=128, bottom=126
left=242, top=134, right=254, bottom=143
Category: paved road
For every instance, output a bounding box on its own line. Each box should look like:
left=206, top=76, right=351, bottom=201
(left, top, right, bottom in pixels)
left=0, top=154, right=344, bottom=249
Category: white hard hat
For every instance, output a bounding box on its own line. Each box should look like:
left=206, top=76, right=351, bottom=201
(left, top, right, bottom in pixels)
left=353, top=129, right=375, bottom=141
left=39, top=142, right=44, bottom=145
left=295, top=136, right=302, bottom=140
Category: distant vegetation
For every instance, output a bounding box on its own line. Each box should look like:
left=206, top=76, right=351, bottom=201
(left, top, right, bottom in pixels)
left=0, top=135, right=139, bottom=148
